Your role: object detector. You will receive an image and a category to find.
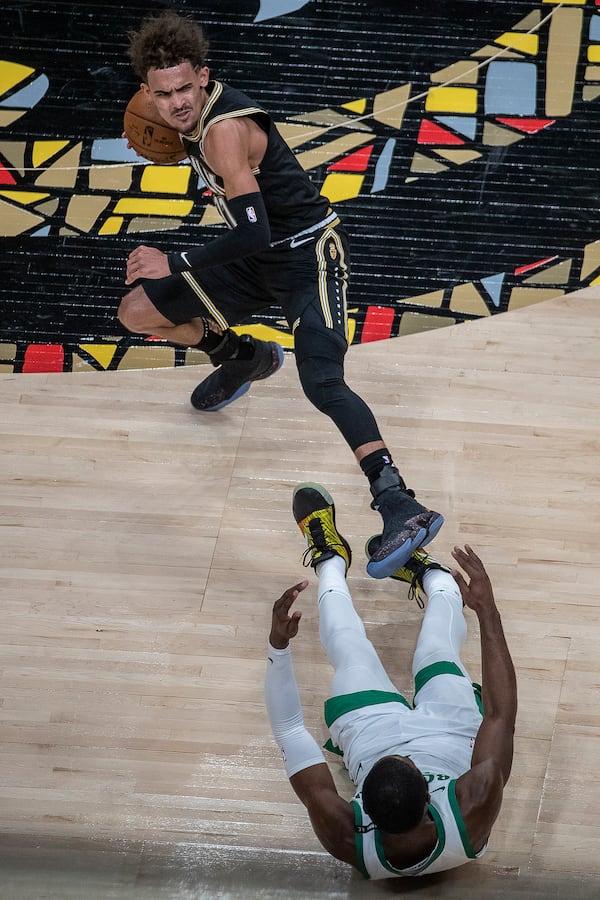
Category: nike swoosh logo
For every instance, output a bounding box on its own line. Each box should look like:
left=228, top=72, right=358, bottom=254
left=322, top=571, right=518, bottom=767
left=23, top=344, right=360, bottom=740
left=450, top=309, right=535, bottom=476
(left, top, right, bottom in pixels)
left=289, top=236, right=315, bottom=248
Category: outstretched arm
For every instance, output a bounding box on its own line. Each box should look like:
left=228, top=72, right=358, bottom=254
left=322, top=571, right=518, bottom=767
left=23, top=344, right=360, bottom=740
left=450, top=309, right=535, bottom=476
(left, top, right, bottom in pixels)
left=452, top=545, right=517, bottom=782
left=452, top=546, right=517, bottom=849
left=264, top=583, right=357, bottom=866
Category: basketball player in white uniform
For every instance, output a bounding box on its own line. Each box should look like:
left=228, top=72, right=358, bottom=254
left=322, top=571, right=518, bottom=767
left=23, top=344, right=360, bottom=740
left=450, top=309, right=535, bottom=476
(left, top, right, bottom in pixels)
left=265, top=483, right=517, bottom=879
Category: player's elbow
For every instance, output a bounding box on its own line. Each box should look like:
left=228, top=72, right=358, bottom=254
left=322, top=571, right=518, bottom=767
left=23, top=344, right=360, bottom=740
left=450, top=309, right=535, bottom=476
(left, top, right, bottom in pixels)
left=239, top=218, right=271, bottom=252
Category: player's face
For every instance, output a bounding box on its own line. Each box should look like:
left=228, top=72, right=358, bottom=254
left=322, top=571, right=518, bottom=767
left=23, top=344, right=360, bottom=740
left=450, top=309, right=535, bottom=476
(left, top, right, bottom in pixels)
left=144, top=61, right=209, bottom=133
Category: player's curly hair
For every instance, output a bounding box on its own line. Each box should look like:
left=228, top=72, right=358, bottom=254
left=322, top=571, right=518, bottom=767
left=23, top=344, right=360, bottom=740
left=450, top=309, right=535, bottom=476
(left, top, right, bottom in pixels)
left=128, top=11, right=210, bottom=81
left=361, top=757, right=429, bottom=833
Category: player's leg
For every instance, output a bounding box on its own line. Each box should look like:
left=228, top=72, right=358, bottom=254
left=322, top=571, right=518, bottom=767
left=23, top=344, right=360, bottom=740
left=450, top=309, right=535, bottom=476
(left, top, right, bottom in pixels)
left=407, top=561, right=484, bottom=720
left=119, top=265, right=284, bottom=411
left=292, top=483, right=398, bottom=696
left=289, top=227, right=443, bottom=581
left=118, top=282, right=205, bottom=345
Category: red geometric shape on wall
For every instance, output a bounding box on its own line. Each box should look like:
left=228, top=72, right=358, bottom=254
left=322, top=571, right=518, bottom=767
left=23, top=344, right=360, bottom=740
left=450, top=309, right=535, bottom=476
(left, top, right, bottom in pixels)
left=361, top=305, right=395, bottom=343
left=417, top=120, right=465, bottom=145
left=495, top=117, right=555, bottom=134
left=514, top=255, right=558, bottom=275
left=0, top=162, right=17, bottom=185
left=23, top=344, right=65, bottom=372
left=327, top=144, right=374, bottom=172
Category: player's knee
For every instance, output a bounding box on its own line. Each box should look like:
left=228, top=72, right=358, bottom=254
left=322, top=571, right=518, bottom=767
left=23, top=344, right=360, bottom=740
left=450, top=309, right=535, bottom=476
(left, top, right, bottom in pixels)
left=297, top=360, right=346, bottom=412
left=118, top=292, right=153, bottom=333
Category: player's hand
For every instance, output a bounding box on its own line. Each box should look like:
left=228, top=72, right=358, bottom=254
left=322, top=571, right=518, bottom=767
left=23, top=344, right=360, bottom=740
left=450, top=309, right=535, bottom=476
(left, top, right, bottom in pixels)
left=269, top=581, right=309, bottom=649
left=451, top=545, right=495, bottom=614
left=126, top=245, right=171, bottom=284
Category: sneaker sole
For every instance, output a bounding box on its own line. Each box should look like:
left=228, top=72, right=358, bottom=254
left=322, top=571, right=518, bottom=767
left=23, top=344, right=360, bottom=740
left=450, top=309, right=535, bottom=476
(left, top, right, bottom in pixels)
left=365, top=513, right=444, bottom=579
left=192, top=344, right=284, bottom=412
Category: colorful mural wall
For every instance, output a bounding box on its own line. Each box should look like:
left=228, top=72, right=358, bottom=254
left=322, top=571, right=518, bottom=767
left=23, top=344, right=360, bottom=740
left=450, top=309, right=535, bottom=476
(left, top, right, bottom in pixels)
left=1, top=0, right=599, bottom=373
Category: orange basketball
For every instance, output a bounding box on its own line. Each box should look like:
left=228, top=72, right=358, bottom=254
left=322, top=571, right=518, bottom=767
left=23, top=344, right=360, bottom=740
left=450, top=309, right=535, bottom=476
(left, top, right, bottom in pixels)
left=123, top=89, right=188, bottom=164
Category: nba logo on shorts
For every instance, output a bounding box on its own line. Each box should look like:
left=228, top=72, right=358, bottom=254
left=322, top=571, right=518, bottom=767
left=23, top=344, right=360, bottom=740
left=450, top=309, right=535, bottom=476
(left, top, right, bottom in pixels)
left=246, top=205, right=257, bottom=223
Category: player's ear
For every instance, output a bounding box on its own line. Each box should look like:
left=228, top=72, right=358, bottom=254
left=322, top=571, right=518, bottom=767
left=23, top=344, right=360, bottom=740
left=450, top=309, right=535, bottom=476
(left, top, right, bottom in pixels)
left=198, top=66, right=210, bottom=86
left=140, top=82, right=150, bottom=96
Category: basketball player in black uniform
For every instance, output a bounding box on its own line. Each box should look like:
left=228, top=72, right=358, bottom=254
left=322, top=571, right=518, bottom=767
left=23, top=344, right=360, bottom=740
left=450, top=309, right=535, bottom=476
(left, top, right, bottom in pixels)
left=119, top=11, right=443, bottom=578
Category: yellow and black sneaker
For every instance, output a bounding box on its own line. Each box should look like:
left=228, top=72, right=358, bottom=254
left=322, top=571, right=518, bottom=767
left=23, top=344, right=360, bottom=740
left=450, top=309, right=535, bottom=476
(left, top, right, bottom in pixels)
left=365, top=536, right=450, bottom=608
left=293, top=483, right=352, bottom=573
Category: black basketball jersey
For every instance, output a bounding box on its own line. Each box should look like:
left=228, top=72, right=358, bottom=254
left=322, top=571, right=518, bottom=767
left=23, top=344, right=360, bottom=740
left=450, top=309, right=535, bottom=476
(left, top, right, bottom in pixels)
left=181, top=81, right=334, bottom=242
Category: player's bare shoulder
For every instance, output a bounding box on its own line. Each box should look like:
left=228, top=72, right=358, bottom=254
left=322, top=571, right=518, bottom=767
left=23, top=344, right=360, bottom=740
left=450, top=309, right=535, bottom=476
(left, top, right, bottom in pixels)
left=204, top=114, right=267, bottom=173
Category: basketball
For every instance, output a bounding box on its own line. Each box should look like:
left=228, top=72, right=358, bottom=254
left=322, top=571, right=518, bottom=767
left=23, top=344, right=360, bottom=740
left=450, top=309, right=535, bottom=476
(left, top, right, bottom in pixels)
left=123, top=89, right=188, bottom=164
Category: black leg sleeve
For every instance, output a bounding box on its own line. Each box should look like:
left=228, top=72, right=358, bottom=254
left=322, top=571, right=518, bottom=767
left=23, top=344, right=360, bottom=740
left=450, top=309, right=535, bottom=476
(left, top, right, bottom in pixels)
left=294, top=324, right=382, bottom=452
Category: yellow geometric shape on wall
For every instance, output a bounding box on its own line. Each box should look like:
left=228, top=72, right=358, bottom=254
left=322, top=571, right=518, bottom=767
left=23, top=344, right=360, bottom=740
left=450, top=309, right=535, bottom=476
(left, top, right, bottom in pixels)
left=277, top=122, right=330, bottom=150
left=514, top=11, right=542, bottom=30
left=127, top=216, right=184, bottom=233
left=200, top=204, right=224, bottom=226
left=450, top=283, right=491, bottom=316
left=482, top=122, right=524, bottom=146
left=431, top=61, right=479, bottom=84
left=410, top=153, right=449, bottom=174
left=507, top=287, right=564, bottom=311
left=32, top=140, right=70, bottom=168
left=0, top=60, right=34, bottom=94
left=523, top=259, right=572, bottom=284
left=35, top=144, right=82, bottom=188
left=116, top=345, right=177, bottom=370
left=0, top=190, right=50, bottom=204
left=580, top=239, right=600, bottom=281
left=0, top=141, right=27, bottom=173
left=496, top=32, right=539, bottom=55
left=472, top=45, right=523, bottom=59
left=140, top=165, right=192, bottom=194
left=425, top=87, right=478, bottom=113
left=89, top=165, right=134, bottom=192
left=373, top=84, right=411, bottom=130
left=99, top=216, right=124, bottom=235
left=588, top=47, right=600, bottom=63
left=233, top=323, right=295, bottom=349
left=0, top=197, right=44, bottom=235
left=403, top=289, right=445, bottom=308
left=433, top=149, right=482, bottom=165
left=320, top=173, right=364, bottom=203
left=342, top=99, right=367, bottom=114
left=399, top=313, right=455, bottom=336
left=0, top=110, right=24, bottom=127
left=65, top=195, right=111, bottom=233
left=113, top=198, right=194, bottom=216
left=296, top=133, right=373, bottom=171
left=77, top=344, right=118, bottom=369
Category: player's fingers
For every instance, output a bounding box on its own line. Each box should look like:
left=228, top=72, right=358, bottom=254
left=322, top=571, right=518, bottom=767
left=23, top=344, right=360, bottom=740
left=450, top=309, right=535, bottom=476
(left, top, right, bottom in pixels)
left=273, top=581, right=308, bottom=613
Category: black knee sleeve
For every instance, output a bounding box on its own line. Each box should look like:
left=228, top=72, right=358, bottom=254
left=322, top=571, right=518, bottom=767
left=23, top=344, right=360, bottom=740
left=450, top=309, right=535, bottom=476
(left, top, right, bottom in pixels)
left=294, top=329, right=381, bottom=450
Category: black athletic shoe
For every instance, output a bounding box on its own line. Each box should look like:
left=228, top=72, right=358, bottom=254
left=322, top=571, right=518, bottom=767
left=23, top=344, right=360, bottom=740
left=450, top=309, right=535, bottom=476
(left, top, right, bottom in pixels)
left=365, top=537, right=451, bottom=608
left=190, top=338, right=284, bottom=411
left=366, top=485, right=444, bottom=580
left=292, top=482, right=352, bottom=573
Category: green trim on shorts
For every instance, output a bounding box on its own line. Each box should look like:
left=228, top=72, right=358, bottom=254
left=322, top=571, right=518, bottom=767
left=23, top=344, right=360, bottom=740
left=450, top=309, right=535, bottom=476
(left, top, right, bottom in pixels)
left=414, top=660, right=465, bottom=695
left=324, top=690, right=411, bottom=728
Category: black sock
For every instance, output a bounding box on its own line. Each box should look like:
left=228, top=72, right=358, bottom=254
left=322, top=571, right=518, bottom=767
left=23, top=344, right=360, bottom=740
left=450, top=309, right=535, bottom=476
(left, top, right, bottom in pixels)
left=359, top=448, right=394, bottom=486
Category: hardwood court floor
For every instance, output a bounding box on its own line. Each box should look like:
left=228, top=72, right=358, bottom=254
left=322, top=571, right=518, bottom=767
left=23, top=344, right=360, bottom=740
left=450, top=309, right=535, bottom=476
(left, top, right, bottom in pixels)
left=0, top=288, right=599, bottom=899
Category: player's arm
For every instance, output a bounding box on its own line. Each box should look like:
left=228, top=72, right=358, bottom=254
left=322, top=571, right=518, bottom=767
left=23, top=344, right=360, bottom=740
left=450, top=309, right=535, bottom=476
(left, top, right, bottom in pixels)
left=265, top=584, right=357, bottom=867
left=167, top=116, right=271, bottom=274
left=126, top=117, right=271, bottom=283
left=452, top=545, right=517, bottom=851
